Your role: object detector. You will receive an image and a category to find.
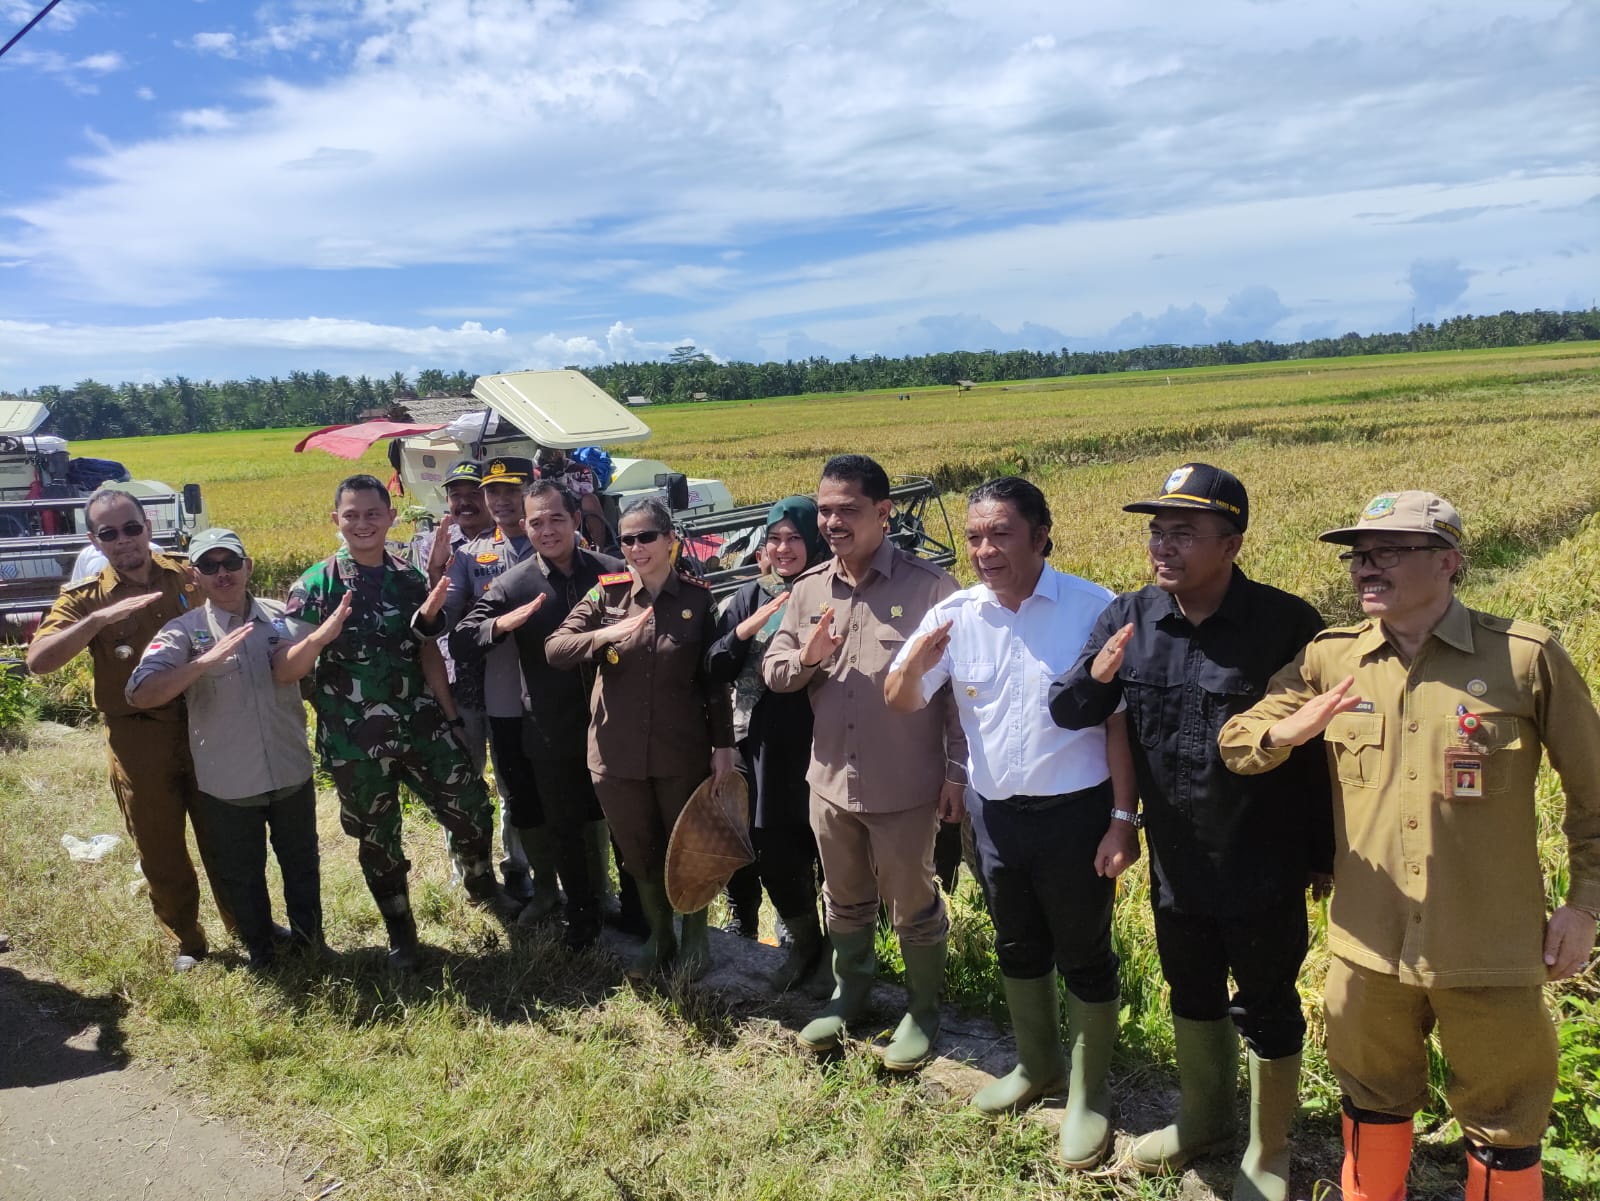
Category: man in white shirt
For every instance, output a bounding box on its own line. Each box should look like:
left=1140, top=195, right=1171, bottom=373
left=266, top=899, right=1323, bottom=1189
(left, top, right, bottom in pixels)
left=886, top=476, right=1138, bottom=1169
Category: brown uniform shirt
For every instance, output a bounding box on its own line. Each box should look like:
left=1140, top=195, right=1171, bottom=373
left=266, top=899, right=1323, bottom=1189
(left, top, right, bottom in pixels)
left=546, top=568, right=734, bottom=781
left=33, top=552, right=200, bottom=722
left=763, top=537, right=967, bottom=813
left=1220, top=598, right=1600, bottom=988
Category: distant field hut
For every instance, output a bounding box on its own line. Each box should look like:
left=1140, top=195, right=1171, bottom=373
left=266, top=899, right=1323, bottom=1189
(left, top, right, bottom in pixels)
left=956, top=379, right=976, bottom=392
left=626, top=395, right=653, bottom=407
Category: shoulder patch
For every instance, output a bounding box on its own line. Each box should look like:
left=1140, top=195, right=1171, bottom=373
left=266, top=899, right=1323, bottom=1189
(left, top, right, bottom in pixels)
left=584, top=585, right=603, bottom=604
left=678, top=572, right=710, bottom=590
left=62, top=575, right=100, bottom=594
left=1476, top=610, right=1550, bottom=644
left=597, top=572, right=632, bottom=587
left=1311, top=622, right=1367, bottom=641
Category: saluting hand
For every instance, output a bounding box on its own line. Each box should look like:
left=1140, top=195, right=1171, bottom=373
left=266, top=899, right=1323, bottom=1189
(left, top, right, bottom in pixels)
left=194, top=622, right=254, bottom=667
left=903, top=620, right=953, bottom=681
left=799, top=606, right=844, bottom=668
left=493, top=593, right=545, bottom=636
left=1090, top=623, right=1134, bottom=684
left=735, top=592, right=789, bottom=642
left=92, top=591, right=165, bottom=628
left=314, top=591, right=354, bottom=645
left=1266, top=675, right=1361, bottom=748
left=418, top=574, right=451, bottom=623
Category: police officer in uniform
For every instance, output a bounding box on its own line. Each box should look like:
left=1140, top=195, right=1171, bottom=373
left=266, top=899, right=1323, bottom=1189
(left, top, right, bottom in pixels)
left=1222, top=491, right=1600, bottom=1201
left=546, top=497, right=737, bottom=980
left=27, top=488, right=235, bottom=972
left=274, top=474, right=504, bottom=969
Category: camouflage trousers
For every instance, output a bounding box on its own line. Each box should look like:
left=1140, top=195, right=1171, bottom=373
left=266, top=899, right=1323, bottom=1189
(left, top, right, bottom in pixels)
left=327, top=729, right=495, bottom=903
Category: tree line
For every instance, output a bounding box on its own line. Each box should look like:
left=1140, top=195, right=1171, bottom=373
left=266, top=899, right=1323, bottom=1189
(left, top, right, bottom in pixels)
left=11, top=308, right=1597, bottom=442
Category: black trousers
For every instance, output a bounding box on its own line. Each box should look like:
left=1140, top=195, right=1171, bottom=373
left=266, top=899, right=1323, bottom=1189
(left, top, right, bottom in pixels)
left=968, top=780, right=1119, bottom=1002
left=1152, top=894, right=1309, bottom=1059
left=198, top=778, right=321, bottom=955
left=524, top=751, right=602, bottom=907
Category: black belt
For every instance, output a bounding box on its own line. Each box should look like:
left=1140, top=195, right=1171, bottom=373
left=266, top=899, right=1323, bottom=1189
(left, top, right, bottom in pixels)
left=978, top=778, right=1113, bottom=810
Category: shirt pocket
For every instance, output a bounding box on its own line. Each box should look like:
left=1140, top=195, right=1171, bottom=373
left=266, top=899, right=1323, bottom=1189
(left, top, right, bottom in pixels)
left=1463, top=713, right=1523, bottom=796
left=1325, top=712, right=1385, bottom=789
left=952, top=659, right=997, bottom=703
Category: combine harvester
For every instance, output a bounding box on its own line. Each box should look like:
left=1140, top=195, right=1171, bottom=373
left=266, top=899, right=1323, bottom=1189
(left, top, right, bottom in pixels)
left=0, top=400, right=208, bottom=640
left=297, top=369, right=954, bottom=594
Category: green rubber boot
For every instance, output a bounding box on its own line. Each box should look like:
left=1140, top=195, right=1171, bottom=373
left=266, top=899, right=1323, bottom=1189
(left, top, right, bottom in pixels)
left=770, top=907, right=826, bottom=994
left=882, top=939, right=947, bottom=1072
left=518, top=823, right=563, bottom=920
left=584, top=820, right=621, bottom=921
left=677, top=908, right=712, bottom=981
left=1232, top=1051, right=1300, bottom=1201
left=1130, top=1016, right=1239, bottom=1174
left=797, top=926, right=876, bottom=1052
left=973, top=972, right=1070, bottom=1113
left=1059, top=989, right=1119, bottom=1168
left=627, top=878, right=678, bottom=980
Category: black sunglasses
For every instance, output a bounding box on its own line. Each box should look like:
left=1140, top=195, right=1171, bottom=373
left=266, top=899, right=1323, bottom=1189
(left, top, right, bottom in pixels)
left=619, top=530, right=665, bottom=547
left=196, top=553, right=246, bottom=575
left=95, top=521, right=146, bottom=542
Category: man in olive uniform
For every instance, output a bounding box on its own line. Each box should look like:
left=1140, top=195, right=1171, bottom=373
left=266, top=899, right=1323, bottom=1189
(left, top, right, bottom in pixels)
left=273, top=474, right=503, bottom=968
left=27, top=488, right=235, bottom=971
left=1221, top=491, right=1600, bottom=1201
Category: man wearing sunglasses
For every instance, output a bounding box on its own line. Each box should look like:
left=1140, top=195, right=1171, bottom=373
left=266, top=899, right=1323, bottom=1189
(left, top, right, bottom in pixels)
left=1222, top=491, right=1600, bottom=1201
left=26, top=488, right=235, bottom=972
left=127, top=529, right=323, bottom=972
left=1050, top=463, right=1332, bottom=1201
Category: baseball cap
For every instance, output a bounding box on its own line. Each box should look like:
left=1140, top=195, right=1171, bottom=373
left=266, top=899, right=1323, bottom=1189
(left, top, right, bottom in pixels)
left=481, top=456, right=535, bottom=487
left=188, top=527, right=247, bottom=563
left=1124, top=462, right=1249, bottom=531
left=444, top=459, right=485, bottom=487
left=1319, top=491, right=1463, bottom=548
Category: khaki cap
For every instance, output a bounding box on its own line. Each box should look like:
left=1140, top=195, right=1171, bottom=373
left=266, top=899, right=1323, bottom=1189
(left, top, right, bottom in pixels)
left=1319, top=490, right=1463, bottom=548
left=664, top=773, right=753, bottom=912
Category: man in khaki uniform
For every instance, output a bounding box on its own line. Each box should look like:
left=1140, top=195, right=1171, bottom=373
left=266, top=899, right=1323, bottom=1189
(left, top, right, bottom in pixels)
left=764, top=454, right=967, bottom=1071
left=26, top=489, right=234, bottom=971
left=1220, top=491, right=1600, bottom=1201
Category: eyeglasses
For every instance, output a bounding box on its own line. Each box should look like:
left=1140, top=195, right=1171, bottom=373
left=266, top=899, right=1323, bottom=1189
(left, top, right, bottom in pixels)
left=95, top=521, right=146, bottom=542
left=1337, top=545, right=1446, bottom=571
left=619, top=530, right=665, bottom=547
left=196, top=553, right=246, bottom=575
left=1146, top=530, right=1232, bottom=552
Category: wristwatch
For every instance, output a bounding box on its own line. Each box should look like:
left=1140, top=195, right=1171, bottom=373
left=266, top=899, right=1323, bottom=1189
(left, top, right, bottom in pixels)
left=444, top=716, right=465, bottom=730
left=1110, top=808, right=1142, bottom=829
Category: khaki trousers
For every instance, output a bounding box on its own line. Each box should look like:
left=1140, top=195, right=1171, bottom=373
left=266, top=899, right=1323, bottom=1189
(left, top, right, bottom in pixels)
left=1324, top=955, right=1558, bottom=1146
left=591, top=773, right=698, bottom=884
left=105, top=716, right=236, bottom=953
left=810, top=792, right=947, bottom=946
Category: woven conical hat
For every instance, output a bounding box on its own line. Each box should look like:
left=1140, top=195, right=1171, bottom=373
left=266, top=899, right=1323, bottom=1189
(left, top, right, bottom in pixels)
left=665, top=772, right=753, bottom=912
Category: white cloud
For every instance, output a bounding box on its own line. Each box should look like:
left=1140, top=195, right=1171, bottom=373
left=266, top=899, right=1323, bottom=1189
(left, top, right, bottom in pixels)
left=73, top=51, right=123, bottom=72
left=135, top=85, right=155, bottom=100
left=189, top=31, right=237, bottom=57
left=178, top=107, right=235, bottom=132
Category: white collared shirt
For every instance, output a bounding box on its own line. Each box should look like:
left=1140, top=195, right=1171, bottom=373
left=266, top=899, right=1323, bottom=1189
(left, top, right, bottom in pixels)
left=893, top=564, right=1116, bottom=799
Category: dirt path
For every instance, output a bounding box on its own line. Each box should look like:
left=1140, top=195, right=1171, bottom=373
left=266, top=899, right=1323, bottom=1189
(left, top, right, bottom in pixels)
left=0, top=953, right=313, bottom=1201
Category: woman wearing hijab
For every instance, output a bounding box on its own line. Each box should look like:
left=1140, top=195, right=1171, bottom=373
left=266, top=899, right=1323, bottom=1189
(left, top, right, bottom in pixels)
left=705, top=496, right=831, bottom=991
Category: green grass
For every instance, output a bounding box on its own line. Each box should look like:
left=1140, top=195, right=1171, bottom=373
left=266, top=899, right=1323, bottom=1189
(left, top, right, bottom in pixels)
left=8, top=343, right=1598, bottom=1198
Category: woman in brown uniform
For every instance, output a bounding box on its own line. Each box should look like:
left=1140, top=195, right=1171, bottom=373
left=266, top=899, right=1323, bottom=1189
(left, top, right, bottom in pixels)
left=546, top=497, right=737, bottom=979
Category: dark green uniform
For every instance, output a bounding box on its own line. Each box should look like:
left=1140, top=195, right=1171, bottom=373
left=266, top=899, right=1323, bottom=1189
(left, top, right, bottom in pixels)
left=284, top=547, right=494, bottom=902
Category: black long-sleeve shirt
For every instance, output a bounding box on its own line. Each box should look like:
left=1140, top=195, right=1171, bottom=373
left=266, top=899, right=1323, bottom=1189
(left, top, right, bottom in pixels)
left=449, top=547, right=623, bottom=761
left=1049, top=567, right=1333, bottom=916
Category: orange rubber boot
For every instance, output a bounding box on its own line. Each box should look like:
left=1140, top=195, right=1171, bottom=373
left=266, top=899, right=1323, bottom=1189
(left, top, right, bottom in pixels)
left=1340, top=1104, right=1413, bottom=1201
left=1464, top=1143, right=1543, bottom=1201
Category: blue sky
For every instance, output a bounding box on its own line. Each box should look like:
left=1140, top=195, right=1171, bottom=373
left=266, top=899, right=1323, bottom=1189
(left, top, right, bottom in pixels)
left=1, top=0, right=1595, bottom=388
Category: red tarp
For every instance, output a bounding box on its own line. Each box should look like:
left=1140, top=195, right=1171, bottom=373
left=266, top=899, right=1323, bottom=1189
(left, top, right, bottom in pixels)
left=293, top=421, right=446, bottom=460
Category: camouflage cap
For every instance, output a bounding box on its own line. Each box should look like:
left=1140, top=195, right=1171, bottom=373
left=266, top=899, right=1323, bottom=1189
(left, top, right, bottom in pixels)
left=1319, top=490, right=1463, bottom=548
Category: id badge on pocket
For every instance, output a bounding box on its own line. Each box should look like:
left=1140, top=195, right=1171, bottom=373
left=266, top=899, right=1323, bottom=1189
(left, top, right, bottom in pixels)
left=1444, top=747, right=1483, bottom=799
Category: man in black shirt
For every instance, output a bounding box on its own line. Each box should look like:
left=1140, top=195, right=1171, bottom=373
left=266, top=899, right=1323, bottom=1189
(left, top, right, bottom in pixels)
left=1050, top=463, right=1332, bottom=1201
left=450, top=480, right=624, bottom=950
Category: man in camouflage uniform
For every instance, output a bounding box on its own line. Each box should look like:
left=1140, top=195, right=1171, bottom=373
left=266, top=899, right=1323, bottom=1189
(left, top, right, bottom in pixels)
left=273, top=473, right=503, bottom=968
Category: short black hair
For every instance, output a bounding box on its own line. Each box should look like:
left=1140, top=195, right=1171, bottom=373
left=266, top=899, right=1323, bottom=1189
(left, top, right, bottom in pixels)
left=332, top=474, right=391, bottom=510
left=820, top=454, right=890, bottom=503
left=86, top=488, right=145, bottom=524
left=968, top=476, right=1053, bottom=556
left=523, top=478, right=579, bottom=516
